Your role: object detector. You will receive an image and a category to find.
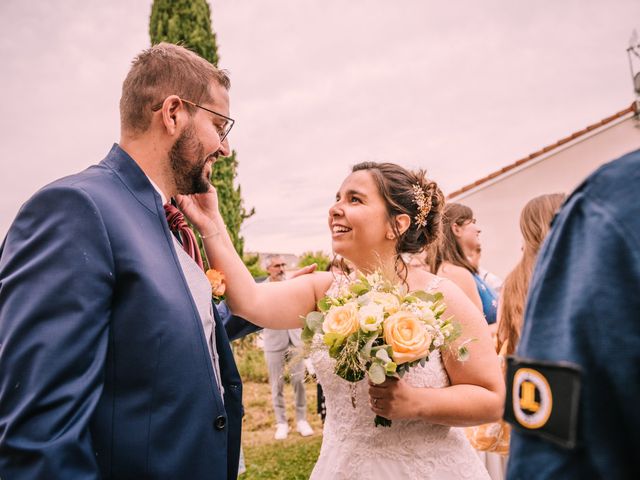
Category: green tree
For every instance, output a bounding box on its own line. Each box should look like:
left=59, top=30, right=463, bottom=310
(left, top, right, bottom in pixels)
left=149, top=0, right=253, bottom=256
left=243, top=252, right=267, bottom=279
left=298, top=251, right=331, bottom=272
left=210, top=151, right=255, bottom=256
left=149, top=0, right=219, bottom=65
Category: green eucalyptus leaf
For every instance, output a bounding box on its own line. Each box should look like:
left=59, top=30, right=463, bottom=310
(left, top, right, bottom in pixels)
left=361, top=334, right=378, bottom=360
left=410, top=290, right=437, bottom=303
left=301, top=325, right=315, bottom=343
left=350, top=282, right=370, bottom=296
left=368, top=362, right=386, bottom=384
left=324, top=333, right=346, bottom=357
left=375, top=348, right=391, bottom=363
left=317, top=297, right=331, bottom=312
left=305, top=311, right=325, bottom=331
left=396, top=364, right=409, bottom=377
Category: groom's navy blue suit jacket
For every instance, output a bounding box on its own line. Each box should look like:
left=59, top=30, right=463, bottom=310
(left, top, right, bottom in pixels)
left=0, top=145, right=242, bottom=479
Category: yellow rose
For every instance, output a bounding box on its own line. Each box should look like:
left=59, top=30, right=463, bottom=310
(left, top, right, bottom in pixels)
left=205, top=269, right=226, bottom=297
left=323, top=302, right=359, bottom=337
left=383, top=310, right=433, bottom=364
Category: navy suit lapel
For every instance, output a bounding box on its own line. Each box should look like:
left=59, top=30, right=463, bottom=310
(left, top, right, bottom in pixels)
left=100, top=144, right=160, bottom=215
left=101, top=144, right=223, bottom=405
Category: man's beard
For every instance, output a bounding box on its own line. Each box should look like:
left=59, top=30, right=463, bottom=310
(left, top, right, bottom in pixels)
left=169, top=122, right=214, bottom=195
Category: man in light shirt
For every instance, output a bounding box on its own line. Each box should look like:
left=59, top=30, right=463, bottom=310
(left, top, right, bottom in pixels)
left=261, top=255, right=314, bottom=440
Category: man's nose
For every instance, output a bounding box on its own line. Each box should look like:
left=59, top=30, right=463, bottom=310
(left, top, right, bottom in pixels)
left=218, top=137, right=231, bottom=157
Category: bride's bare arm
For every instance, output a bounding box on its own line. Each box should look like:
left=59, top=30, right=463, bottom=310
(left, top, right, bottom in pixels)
left=224, top=271, right=333, bottom=329
left=176, top=189, right=333, bottom=329
left=369, top=279, right=504, bottom=426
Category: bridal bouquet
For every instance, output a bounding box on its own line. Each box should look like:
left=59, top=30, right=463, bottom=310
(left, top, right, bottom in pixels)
left=302, top=271, right=470, bottom=427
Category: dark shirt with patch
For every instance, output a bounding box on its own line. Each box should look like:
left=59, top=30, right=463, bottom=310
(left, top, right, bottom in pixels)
left=507, top=149, right=640, bottom=480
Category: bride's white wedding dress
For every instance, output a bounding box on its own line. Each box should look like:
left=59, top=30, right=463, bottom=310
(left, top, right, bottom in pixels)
left=309, top=277, right=491, bottom=480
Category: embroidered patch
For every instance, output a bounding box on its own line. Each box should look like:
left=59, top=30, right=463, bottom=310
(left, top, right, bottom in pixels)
left=504, top=356, right=581, bottom=449
left=512, top=367, right=553, bottom=429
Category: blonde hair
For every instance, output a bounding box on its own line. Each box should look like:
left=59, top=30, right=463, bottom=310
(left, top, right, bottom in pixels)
left=497, top=193, right=566, bottom=355
left=120, top=42, right=230, bottom=134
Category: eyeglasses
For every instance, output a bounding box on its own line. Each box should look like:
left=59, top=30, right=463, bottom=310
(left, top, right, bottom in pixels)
left=152, top=97, right=235, bottom=142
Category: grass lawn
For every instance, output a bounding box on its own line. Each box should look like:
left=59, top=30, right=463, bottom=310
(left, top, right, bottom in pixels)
left=240, top=381, right=323, bottom=479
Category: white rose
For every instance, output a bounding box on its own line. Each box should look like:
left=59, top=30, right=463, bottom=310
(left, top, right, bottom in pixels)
left=418, top=304, right=436, bottom=324
left=358, top=303, right=384, bottom=332
left=361, top=291, right=400, bottom=315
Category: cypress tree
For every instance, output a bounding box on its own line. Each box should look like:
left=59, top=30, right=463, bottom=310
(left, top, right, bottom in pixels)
left=149, top=0, right=253, bottom=256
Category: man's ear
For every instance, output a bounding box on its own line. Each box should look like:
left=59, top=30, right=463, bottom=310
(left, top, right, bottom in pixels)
left=394, top=213, right=411, bottom=236
left=160, top=95, right=184, bottom=135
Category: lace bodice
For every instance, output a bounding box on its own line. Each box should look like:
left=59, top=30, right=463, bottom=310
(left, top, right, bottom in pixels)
left=309, top=275, right=490, bottom=480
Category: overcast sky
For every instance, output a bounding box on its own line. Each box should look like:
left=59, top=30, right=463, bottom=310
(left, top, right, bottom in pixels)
left=1, top=0, right=638, bottom=255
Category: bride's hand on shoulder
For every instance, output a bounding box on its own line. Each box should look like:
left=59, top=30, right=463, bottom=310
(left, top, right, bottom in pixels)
left=368, top=377, right=423, bottom=420
left=175, top=186, right=220, bottom=233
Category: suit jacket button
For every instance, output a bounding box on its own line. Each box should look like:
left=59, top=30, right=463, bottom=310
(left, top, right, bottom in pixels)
left=214, top=416, right=226, bottom=430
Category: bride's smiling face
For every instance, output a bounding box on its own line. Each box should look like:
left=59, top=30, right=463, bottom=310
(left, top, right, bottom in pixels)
left=328, top=170, right=396, bottom=265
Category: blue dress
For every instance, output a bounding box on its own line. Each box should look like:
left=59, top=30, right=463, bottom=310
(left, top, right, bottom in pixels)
left=472, top=273, right=498, bottom=324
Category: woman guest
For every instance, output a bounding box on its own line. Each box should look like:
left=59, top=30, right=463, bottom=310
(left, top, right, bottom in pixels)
left=496, top=193, right=566, bottom=358
left=430, top=203, right=498, bottom=328
left=466, top=193, right=566, bottom=480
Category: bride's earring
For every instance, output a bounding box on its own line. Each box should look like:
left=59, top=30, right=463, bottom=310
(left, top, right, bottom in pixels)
left=386, top=232, right=395, bottom=240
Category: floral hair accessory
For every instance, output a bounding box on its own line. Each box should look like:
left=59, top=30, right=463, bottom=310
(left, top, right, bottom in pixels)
left=412, top=183, right=432, bottom=227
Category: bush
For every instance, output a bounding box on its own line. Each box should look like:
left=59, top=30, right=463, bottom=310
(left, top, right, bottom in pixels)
left=244, top=253, right=267, bottom=278
left=298, top=251, right=331, bottom=272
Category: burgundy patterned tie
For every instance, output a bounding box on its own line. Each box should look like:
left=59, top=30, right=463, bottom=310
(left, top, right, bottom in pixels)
left=164, top=203, right=204, bottom=271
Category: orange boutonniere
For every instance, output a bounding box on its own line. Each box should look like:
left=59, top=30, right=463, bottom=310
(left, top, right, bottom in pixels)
left=205, top=269, right=226, bottom=298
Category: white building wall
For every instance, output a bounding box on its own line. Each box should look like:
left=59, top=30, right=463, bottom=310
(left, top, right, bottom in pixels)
left=450, top=114, right=640, bottom=280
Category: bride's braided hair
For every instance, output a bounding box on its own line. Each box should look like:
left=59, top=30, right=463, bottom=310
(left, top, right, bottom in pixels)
left=351, top=162, right=445, bottom=256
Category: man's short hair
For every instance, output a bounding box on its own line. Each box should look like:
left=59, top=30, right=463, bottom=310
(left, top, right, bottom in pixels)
left=120, top=42, right=231, bottom=134
left=263, top=254, right=285, bottom=269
